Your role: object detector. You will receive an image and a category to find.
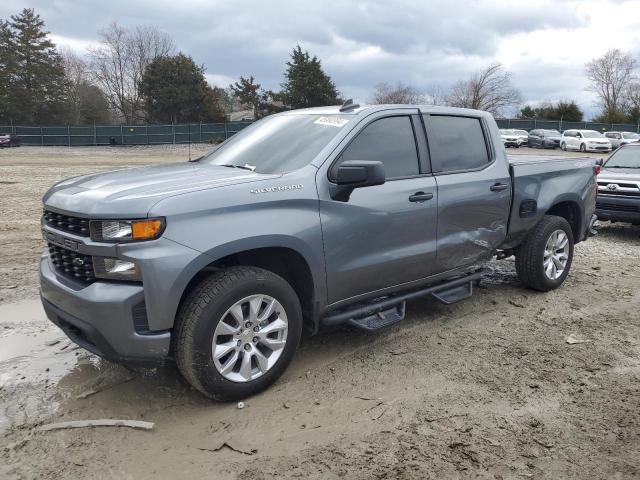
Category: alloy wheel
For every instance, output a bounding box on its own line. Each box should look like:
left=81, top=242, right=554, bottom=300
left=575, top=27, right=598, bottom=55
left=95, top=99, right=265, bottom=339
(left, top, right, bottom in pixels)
left=211, top=294, right=288, bottom=383
left=543, top=229, right=569, bottom=280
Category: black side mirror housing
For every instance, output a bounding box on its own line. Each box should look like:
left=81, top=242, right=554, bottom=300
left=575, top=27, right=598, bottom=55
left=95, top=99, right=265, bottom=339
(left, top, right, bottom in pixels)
left=331, top=160, right=386, bottom=201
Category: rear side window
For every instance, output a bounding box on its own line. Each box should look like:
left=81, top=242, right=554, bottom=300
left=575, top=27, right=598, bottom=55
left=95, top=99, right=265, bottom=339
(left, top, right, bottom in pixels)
left=340, top=116, right=419, bottom=179
left=425, top=116, right=489, bottom=173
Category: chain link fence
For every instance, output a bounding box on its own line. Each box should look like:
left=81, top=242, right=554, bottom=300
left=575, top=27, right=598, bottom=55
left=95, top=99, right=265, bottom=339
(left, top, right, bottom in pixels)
left=0, top=122, right=253, bottom=146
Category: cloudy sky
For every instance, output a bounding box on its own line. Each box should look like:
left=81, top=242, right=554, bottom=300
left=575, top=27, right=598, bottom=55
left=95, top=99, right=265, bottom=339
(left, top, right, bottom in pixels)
left=2, top=0, right=640, bottom=118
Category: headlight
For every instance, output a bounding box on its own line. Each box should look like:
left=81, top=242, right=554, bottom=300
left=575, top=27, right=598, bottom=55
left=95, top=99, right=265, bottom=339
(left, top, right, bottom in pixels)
left=90, top=218, right=164, bottom=242
left=93, top=257, right=141, bottom=281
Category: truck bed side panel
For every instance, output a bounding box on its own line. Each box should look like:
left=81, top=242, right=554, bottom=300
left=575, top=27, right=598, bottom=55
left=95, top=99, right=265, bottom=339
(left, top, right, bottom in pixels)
left=504, top=157, right=596, bottom=248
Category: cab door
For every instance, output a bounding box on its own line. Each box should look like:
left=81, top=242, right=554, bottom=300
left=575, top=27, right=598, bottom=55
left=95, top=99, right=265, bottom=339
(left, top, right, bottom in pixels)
left=318, top=111, right=439, bottom=305
left=423, top=114, right=511, bottom=271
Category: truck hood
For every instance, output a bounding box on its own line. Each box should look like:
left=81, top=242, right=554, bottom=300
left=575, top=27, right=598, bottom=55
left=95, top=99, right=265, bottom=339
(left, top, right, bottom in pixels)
left=599, top=167, right=640, bottom=181
left=43, top=163, right=279, bottom=217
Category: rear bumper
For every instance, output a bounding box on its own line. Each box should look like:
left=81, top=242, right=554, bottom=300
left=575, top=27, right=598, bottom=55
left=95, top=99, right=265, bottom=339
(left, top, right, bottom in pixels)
left=596, top=196, right=640, bottom=223
left=40, top=255, right=170, bottom=366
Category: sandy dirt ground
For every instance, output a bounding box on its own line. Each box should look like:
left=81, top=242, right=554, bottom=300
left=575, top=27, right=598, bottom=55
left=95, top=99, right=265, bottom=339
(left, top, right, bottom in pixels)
left=1, top=146, right=639, bottom=479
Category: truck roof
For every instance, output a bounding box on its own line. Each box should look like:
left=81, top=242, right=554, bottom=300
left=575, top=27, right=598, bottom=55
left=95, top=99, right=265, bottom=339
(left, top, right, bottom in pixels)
left=282, top=104, right=494, bottom=119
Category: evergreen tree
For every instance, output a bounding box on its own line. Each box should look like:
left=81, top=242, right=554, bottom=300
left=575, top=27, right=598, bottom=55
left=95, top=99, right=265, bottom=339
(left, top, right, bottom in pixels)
left=139, top=53, right=225, bottom=123
left=5, top=8, right=68, bottom=124
left=0, top=20, right=15, bottom=122
left=519, top=101, right=583, bottom=121
left=230, top=76, right=263, bottom=114
left=280, top=45, right=340, bottom=108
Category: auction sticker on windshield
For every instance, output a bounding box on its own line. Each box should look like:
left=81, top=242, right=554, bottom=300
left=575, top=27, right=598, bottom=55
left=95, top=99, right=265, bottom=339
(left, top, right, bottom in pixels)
left=314, top=116, right=349, bottom=127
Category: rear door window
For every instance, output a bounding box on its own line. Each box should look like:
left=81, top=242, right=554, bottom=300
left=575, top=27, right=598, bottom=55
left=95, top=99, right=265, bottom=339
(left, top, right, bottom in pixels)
left=424, top=115, right=490, bottom=173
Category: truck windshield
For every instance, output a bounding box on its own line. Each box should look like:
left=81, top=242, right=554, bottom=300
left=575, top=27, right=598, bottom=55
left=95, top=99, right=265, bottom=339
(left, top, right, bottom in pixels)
left=605, top=148, right=640, bottom=168
left=201, top=114, right=351, bottom=174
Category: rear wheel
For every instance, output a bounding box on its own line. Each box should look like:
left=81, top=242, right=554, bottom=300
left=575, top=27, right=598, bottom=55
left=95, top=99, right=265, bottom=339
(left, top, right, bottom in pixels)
left=561, top=142, right=567, bottom=151
left=516, top=215, right=574, bottom=292
left=580, top=143, right=586, bottom=153
left=174, top=266, right=302, bottom=400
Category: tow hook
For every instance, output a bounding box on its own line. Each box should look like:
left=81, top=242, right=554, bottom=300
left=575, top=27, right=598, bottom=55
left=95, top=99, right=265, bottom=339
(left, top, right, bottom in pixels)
left=588, top=214, right=598, bottom=237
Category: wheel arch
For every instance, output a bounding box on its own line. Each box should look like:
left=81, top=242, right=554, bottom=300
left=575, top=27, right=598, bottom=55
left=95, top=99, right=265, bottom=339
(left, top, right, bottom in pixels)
left=545, top=199, right=583, bottom=241
left=175, top=238, right=324, bottom=335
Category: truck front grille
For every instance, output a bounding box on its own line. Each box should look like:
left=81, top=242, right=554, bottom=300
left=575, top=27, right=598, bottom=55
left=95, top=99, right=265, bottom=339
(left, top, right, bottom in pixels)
left=48, top=242, right=96, bottom=283
left=43, top=209, right=90, bottom=237
left=596, top=202, right=639, bottom=213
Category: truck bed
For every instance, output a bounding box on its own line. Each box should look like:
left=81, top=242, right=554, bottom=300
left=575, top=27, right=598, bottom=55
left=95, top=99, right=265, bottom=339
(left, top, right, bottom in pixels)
left=502, top=155, right=597, bottom=249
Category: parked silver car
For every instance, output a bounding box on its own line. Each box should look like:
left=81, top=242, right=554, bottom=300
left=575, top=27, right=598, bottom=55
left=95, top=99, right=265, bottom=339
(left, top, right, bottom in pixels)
left=604, top=131, right=640, bottom=149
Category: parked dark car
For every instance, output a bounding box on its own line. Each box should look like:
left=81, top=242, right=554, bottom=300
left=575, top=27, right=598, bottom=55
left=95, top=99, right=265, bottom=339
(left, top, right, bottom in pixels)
left=596, top=143, right=640, bottom=224
left=528, top=129, right=561, bottom=149
left=0, top=134, right=21, bottom=147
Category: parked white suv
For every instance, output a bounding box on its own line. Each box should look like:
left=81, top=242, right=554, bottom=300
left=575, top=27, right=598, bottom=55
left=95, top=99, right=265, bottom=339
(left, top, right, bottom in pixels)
left=561, top=130, right=611, bottom=153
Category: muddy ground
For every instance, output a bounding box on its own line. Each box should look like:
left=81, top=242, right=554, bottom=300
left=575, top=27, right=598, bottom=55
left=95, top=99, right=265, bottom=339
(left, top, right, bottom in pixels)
left=1, top=146, right=638, bottom=479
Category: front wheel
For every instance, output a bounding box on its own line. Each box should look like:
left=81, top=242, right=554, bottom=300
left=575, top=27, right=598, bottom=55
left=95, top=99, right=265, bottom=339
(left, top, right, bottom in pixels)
left=515, top=215, right=574, bottom=292
left=174, top=266, right=302, bottom=400
left=561, top=142, right=567, bottom=151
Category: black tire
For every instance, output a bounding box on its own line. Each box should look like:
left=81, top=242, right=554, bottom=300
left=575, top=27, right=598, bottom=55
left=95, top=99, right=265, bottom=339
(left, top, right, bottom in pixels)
left=515, top=215, right=574, bottom=292
left=561, top=142, right=566, bottom=151
left=173, top=266, right=302, bottom=400
left=580, top=143, right=586, bottom=153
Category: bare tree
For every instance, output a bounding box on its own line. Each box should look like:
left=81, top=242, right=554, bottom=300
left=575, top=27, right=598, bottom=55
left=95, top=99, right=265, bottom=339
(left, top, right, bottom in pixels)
left=445, top=63, right=522, bottom=116
left=627, top=82, right=640, bottom=113
left=88, top=23, right=174, bottom=123
left=370, top=81, right=425, bottom=104
left=423, top=84, right=447, bottom=106
left=60, top=48, right=89, bottom=123
left=585, top=49, right=635, bottom=120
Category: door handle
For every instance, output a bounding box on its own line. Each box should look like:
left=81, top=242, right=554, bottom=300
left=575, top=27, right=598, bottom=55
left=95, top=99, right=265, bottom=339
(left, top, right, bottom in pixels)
left=490, top=183, right=509, bottom=192
left=409, top=192, right=434, bottom=202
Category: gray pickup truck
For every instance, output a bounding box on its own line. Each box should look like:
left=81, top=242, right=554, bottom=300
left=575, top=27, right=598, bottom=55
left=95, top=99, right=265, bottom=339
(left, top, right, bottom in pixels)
left=40, top=103, right=598, bottom=400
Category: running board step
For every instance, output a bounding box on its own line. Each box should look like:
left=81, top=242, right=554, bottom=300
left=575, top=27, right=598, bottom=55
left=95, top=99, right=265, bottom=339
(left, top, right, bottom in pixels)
left=321, top=269, right=485, bottom=329
left=347, top=302, right=406, bottom=331
left=431, top=281, right=474, bottom=305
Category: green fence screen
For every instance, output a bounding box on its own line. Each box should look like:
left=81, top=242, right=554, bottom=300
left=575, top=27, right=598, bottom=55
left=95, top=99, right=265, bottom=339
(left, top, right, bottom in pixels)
left=494, top=119, right=640, bottom=133
left=0, top=122, right=253, bottom=146
left=2, top=119, right=639, bottom=146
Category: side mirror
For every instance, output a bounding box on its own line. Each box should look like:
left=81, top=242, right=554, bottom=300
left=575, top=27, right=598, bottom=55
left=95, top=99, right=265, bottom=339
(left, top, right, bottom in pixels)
left=331, top=160, right=385, bottom=201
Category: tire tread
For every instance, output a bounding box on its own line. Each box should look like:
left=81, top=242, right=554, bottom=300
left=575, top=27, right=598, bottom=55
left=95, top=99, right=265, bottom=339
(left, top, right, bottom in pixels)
left=515, top=215, right=574, bottom=292
left=174, top=266, right=289, bottom=400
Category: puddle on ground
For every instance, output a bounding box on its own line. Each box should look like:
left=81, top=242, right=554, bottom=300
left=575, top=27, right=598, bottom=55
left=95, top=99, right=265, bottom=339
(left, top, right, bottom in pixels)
left=0, top=299, right=105, bottom=432
left=0, top=298, right=202, bottom=434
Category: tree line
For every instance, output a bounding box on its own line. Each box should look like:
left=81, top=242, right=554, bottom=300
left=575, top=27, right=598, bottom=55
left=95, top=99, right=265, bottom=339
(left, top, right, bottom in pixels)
left=0, top=9, right=340, bottom=126
left=1, top=8, right=639, bottom=126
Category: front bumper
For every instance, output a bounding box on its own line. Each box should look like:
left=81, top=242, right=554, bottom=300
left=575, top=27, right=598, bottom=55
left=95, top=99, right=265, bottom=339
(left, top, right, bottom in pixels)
left=586, top=145, right=611, bottom=153
left=40, top=256, right=170, bottom=366
left=596, top=195, right=640, bottom=223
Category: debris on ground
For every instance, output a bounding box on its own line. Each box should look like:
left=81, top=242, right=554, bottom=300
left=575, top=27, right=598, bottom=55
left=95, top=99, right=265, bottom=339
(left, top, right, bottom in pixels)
left=36, top=419, right=155, bottom=432
left=565, top=334, right=591, bottom=345
left=197, top=440, right=257, bottom=455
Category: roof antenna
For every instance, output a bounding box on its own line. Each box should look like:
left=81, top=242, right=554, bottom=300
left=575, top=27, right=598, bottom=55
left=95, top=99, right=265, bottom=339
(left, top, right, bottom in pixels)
left=340, top=99, right=360, bottom=112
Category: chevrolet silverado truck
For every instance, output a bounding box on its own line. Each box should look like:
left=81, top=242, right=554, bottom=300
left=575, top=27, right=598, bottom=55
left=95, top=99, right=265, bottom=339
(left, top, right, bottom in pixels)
left=40, top=103, right=598, bottom=400
left=595, top=142, right=640, bottom=224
